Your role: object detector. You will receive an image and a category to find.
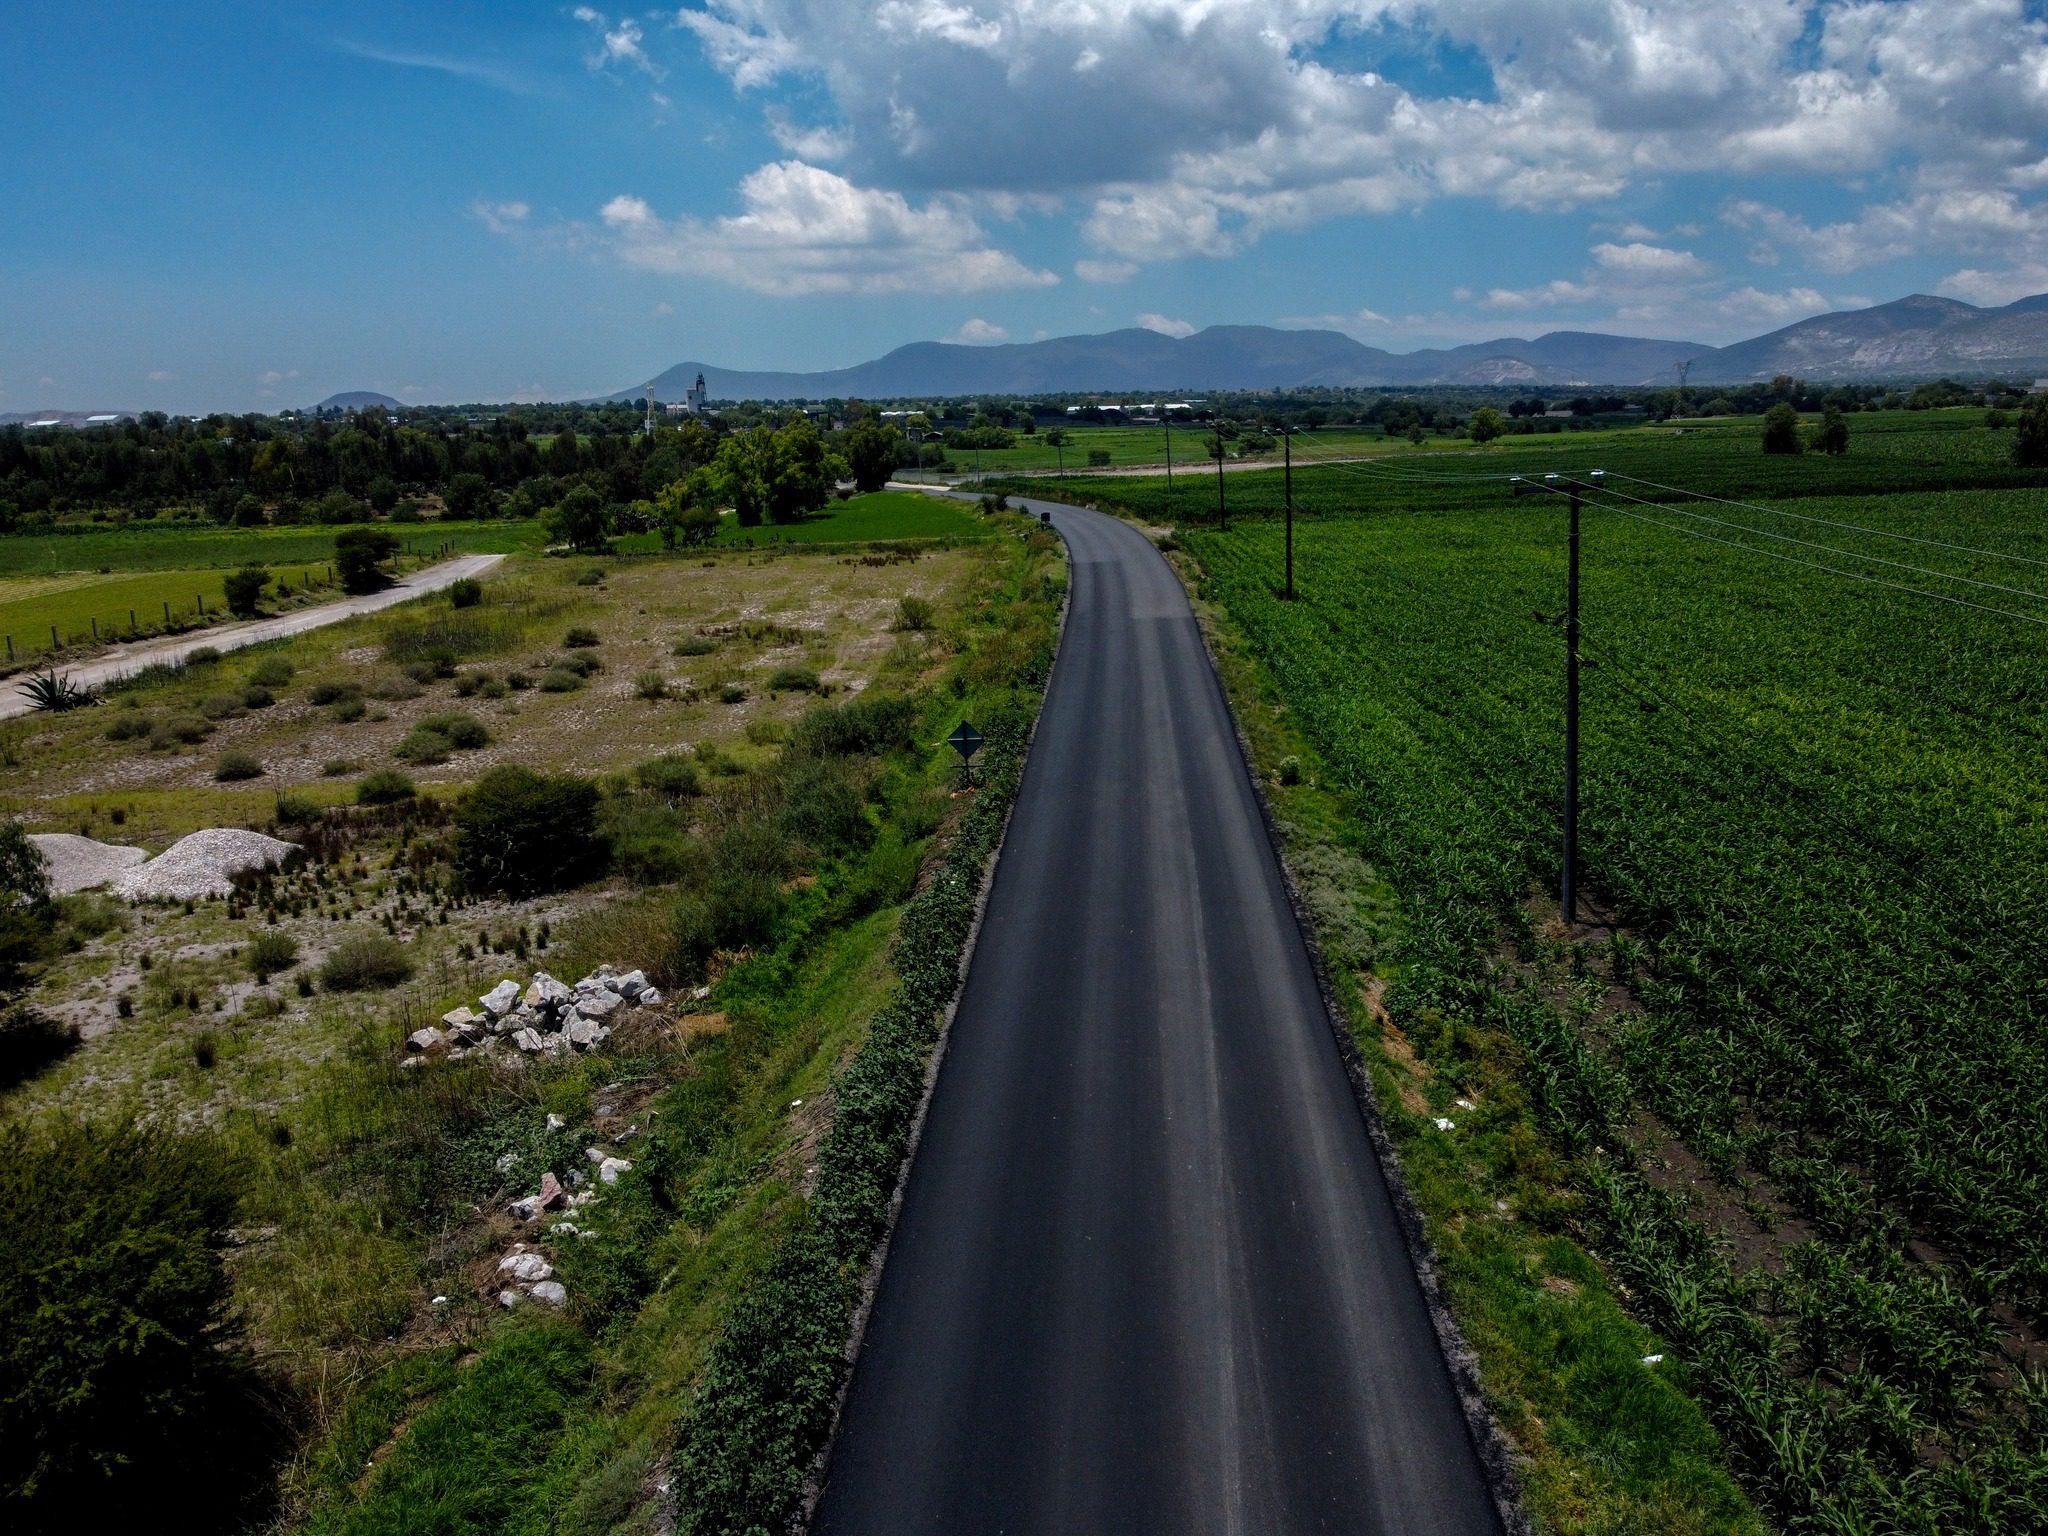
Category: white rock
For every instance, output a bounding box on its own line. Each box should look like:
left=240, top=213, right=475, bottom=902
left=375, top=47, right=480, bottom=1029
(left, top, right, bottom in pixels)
left=585, top=1146, right=608, bottom=1165
left=689, top=985, right=711, bottom=1001
left=450, top=1021, right=485, bottom=1046
left=564, top=1017, right=604, bottom=1050
left=576, top=990, right=623, bottom=1021
left=1643, top=1354, right=1665, bottom=1366
left=638, top=988, right=663, bottom=1008
left=27, top=833, right=148, bottom=896
left=495, top=1151, right=521, bottom=1174
left=498, top=1289, right=521, bottom=1309
left=598, top=1157, right=632, bottom=1185
left=508, top=1196, right=540, bottom=1221
left=614, top=969, right=648, bottom=1000
left=431, top=1295, right=449, bottom=1306
left=441, top=1006, right=479, bottom=1030
left=480, top=979, right=521, bottom=1017
left=398, top=1056, right=424, bottom=1070
left=1433, top=1117, right=1456, bottom=1131
left=525, top=973, right=572, bottom=1009
left=113, top=828, right=298, bottom=902
left=545, top=1113, right=565, bottom=1132
left=529, top=1280, right=568, bottom=1307
left=405, top=1027, right=445, bottom=1053
left=498, top=1252, right=554, bottom=1283
left=511, top=1027, right=546, bottom=1053
left=540, top=1032, right=569, bottom=1055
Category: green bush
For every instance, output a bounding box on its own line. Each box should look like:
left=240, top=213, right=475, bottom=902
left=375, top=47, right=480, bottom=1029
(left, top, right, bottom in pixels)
left=213, top=751, right=264, bottom=782
left=2, top=1118, right=269, bottom=1527
left=418, top=711, right=490, bottom=750
left=768, top=665, right=821, bottom=693
left=239, top=684, right=275, bottom=710
left=718, top=683, right=746, bottom=704
left=539, top=668, right=583, bottom=693
left=356, top=768, right=416, bottom=805
left=563, top=625, right=601, bottom=648
left=448, top=577, right=483, bottom=609
left=366, top=672, right=422, bottom=702
left=319, top=933, right=414, bottom=992
left=321, top=758, right=357, bottom=777
left=778, top=756, right=870, bottom=853
left=893, top=595, right=935, bottom=632
left=636, top=753, right=700, bottom=802
left=185, top=645, right=221, bottom=666
left=0, top=1006, right=77, bottom=1090
left=273, top=791, right=321, bottom=826
left=104, top=713, right=151, bottom=742
left=251, top=659, right=296, bottom=693
left=327, top=696, right=367, bottom=724
left=455, top=766, right=601, bottom=897
left=221, top=564, right=269, bottom=619
left=307, top=681, right=357, bottom=706
left=199, top=692, right=245, bottom=721
left=335, top=526, right=401, bottom=595
left=788, top=694, right=916, bottom=758
left=1761, top=402, right=1802, bottom=455
left=555, top=652, right=602, bottom=677
left=392, top=727, right=450, bottom=765
left=148, top=714, right=211, bottom=749
left=672, top=635, right=716, bottom=657
left=634, top=670, right=670, bottom=701
left=604, top=803, right=696, bottom=887
left=245, top=931, right=298, bottom=980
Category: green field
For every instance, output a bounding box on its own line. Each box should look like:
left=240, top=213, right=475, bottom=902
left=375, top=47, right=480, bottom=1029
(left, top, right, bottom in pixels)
left=0, top=566, right=338, bottom=662
left=0, top=518, right=543, bottom=577
left=615, top=489, right=996, bottom=551
left=1019, top=417, right=2048, bottom=1530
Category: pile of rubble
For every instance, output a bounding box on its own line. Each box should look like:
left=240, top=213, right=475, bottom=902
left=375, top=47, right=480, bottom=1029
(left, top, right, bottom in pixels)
left=404, top=965, right=663, bottom=1061
left=492, top=1113, right=638, bottom=1310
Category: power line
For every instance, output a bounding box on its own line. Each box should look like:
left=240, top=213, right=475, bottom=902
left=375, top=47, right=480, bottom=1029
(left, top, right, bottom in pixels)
left=1552, top=477, right=2048, bottom=606
left=1553, top=478, right=2048, bottom=631
left=1603, top=469, right=2048, bottom=571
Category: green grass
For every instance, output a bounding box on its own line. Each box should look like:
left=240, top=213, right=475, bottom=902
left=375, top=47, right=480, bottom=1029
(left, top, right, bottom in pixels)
left=928, top=422, right=1401, bottom=474
left=0, top=519, right=543, bottom=577
left=618, top=490, right=995, bottom=551
left=1054, top=425, right=2048, bottom=1531
left=0, top=566, right=342, bottom=662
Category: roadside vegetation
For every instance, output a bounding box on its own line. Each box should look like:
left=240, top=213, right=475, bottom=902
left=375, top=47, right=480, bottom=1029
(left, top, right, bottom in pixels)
left=0, top=498, right=1060, bottom=1534
left=1019, top=402, right=2048, bottom=1531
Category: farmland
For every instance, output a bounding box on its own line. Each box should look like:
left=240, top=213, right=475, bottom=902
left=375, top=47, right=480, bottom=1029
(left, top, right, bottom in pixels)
left=1006, top=407, right=2048, bottom=1530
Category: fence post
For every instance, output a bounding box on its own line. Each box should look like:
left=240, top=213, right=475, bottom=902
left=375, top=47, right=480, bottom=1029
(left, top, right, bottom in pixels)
left=91, top=617, right=99, bottom=640
left=5, top=636, right=12, bottom=663
left=130, top=608, right=137, bottom=632
left=163, top=600, right=171, bottom=625
left=51, top=624, right=60, bottom=650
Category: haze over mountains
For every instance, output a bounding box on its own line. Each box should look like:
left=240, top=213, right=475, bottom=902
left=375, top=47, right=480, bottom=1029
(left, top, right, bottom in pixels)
left=621, top=293, right=2048, bottom=402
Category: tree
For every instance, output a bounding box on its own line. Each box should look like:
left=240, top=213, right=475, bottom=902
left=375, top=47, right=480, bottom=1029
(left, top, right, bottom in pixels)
left=545, top=429, right=583, bottom=478
left=443, top=471, right=491, bottom=520
left=334, top=526, right=400, bottom=594
left=455, top=766, right=601, bottom=896
left=1817, top=406, right=1849, bottom=456
left=365, top=475, right=399, bottom=513
left=2014, top=395, right=2048, bottom=468
left=0, top=820, right=51, bottom=995
left=714, top=429, right=773, bottom=526
left=766, top=417, right=830, bottom=523
left=842, top=417, right=902, bottom=493
left=654, top=477, right=719, bottom=549
left=1467, top=407, right=1505, bottom=444
left=221, top=564, right=269, bottom=618
left=545, top=483, right=612, bottom=551
left=1043, top=426, right=1070, bottom=475
left=1761, top=402, right=1803, bottom=455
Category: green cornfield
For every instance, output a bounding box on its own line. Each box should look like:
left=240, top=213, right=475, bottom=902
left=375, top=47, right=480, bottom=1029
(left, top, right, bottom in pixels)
left=1010, top=413, right=2048, bottom=1530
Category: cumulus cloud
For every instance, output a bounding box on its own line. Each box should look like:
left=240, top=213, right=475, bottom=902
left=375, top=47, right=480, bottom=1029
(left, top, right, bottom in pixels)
left=667, top=0, right=2048, bottom=269
left=1724, top=189, right=2048, bottom=273
left=593, top=160, right=1057, bottom=295
left=1074, top=258, right=1137, bottom=283
left=1939, top=262, right=2048, bottom=306
left=945, top=317, right=1010, bottom=343
left=470, top=199, right=531, bottom=234
left=1134, top=313, right=1196, bottom=338
left=1480, top=280, right=1601, bottom=311
left=1592, top=242, right=1707, bottom=277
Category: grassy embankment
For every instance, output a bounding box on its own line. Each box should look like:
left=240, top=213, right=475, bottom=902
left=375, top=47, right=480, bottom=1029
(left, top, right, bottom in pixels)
left=996, top=408, right=2048, bottom=1532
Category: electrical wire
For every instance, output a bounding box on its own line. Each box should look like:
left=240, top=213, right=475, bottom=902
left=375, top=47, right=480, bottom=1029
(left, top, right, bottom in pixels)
left=1602, top=469, right=2048, bottom=571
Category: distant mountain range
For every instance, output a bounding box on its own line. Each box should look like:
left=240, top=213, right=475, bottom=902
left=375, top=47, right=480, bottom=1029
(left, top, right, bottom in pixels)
left=314, top=390, right=402, bottom=411
left=613, top=293, right=2048, bottom=401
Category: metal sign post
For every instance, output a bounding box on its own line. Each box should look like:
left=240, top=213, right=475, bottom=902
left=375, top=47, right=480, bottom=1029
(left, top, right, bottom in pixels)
left=948, top=721, right=985, bottom=787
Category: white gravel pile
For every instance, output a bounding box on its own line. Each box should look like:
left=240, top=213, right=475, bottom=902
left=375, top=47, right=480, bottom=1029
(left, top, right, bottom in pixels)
left=27, top=832, right=150, bottom=896
left=114, top=828, right=300, bottom=902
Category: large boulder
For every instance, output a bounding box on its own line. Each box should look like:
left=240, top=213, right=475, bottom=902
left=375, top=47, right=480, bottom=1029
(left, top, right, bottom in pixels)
left=480, top=979, right=522, bottom=1018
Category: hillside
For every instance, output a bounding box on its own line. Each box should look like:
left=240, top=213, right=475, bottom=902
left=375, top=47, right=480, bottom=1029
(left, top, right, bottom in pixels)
left=616, top=292, right=2048, bottom=401
left=314, top=390, right=402, bottom=411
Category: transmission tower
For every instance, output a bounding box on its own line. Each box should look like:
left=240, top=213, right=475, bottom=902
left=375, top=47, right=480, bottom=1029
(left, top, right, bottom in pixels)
left=644, top=382, right=657, bottom=437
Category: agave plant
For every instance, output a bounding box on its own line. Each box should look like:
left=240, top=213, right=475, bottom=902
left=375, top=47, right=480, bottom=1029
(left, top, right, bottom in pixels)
left=19, top=668, right=99, bottom=712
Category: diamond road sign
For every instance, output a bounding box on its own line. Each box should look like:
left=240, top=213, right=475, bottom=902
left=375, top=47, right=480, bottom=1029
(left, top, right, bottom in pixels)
left=947, top=721, right=984, bottom=760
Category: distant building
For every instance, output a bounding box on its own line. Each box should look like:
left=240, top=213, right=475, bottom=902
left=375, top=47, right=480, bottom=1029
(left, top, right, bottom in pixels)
left=27, top=418, right=61, bottom=428
left=2031, top=378, right=2048, bottom=394
left=85, top=413, right=122, bottom=424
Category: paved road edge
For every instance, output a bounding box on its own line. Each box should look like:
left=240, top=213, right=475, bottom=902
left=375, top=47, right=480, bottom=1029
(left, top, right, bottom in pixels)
left=1169, top=540, right=1533, bottom=1536
left=796, top=520, right=1075, bottom=1527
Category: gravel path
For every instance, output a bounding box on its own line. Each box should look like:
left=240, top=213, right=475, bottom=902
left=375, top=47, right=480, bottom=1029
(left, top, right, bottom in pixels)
left=0, top=553, right=504, bottom=721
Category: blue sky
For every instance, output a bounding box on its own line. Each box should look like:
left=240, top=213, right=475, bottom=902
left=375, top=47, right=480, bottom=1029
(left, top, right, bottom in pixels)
left=6, top=1, right=2048, bottom=411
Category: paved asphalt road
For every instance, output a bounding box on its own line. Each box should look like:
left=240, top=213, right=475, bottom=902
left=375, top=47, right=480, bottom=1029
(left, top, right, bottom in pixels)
left=0, top=554, right=504, bottom=720
left=814, top=501, right=1502, bottom=1534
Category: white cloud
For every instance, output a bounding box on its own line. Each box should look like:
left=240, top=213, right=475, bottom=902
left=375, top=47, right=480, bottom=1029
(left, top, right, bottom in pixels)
left=1480, top=280, right=1601, bottom=311
left=1591, top=242, right=1707, bottom=277
left=653, top=301, right=675, bottom=316
left=333, top=40, right=538, bottom=95
left=1074, top=258, right=1137, bottom=283
left=1725, top=188, right=2048, bottom=274
left=470, top=199, right=531, bottom=234
left=766, top=108, right=851, bottom=160
left=945, top=317, right=1009, bottom=344
left=576, top=7, right=664, bottom=77
left=1939, top=262, right=2048, bottom=306
left=146, top=370, right=174, bottom=383
left=667, top=0, right=2048, bottom=270
left=1134, top=312, right=1196, bottom=338
left=592, top=160, right=1057, bottom=295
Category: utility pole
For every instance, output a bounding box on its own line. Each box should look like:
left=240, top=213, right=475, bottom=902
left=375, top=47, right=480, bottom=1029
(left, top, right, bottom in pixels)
left=1164, top=412, right=1173, bottom=501
left=1214, top=435, right=1227, bottom=530
left=1281, top=426, right=1294, bottom=599
left=1510, top=469, right=1600, bottom=924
